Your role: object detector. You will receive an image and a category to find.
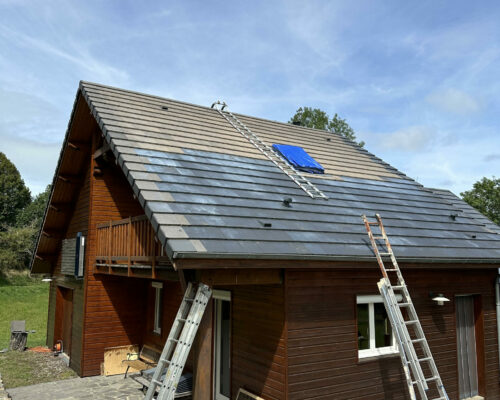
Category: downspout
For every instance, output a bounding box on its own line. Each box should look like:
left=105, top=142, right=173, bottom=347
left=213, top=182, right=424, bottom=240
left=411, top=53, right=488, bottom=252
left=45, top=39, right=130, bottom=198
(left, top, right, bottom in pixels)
left=496, top=270, right=500, bottom=376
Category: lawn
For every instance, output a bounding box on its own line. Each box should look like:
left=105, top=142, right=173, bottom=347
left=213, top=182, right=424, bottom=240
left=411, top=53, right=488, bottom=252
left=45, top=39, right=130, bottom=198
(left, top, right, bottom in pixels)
left=0, top=272, right=49, bottom=350
left=0, top=350, right=77, bottom=388
left=0, top=271, right=78, bottom=388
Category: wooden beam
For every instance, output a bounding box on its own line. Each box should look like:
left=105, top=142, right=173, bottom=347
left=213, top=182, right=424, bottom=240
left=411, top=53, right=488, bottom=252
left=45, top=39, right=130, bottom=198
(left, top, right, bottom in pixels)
left=67, top=141, right=91, bottom=152
left=42, top=229, right=63, bottom=239
left=175, top=258, right=500, bottom=270
left=93, top=142, right=110, bottom=160
left=198, top=269, right=282, bottom=286
left=57, top=174, right=83, bottom=184
left=49, top=202, right=74, bottom=213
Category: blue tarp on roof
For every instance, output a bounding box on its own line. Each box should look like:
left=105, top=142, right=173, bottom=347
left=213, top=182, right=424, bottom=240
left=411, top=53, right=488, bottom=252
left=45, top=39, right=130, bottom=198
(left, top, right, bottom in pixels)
left=272, top=144, right=325, bottom=174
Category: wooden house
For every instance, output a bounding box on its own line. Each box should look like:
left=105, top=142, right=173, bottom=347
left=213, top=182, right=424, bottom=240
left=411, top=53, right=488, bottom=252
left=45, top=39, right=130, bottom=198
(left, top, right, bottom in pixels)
left=31, top=82, right=500, bottom=400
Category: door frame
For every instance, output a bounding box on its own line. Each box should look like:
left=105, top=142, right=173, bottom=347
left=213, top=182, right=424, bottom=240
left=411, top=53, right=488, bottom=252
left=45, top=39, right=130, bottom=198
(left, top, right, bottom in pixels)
left=212, top=290, right=231, bottom=400
left=455, top=294, right=485, bottom=398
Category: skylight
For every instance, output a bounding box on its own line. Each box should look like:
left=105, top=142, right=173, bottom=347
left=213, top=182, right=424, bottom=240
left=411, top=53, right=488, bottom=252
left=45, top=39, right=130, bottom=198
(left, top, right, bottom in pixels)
left=272, top=144, right=325, bottom=174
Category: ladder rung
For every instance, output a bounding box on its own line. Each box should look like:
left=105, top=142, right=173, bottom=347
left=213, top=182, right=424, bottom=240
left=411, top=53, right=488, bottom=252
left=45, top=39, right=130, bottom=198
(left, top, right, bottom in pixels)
left=418, top=357, right=432, bottom=363
left=178, top=318, right=187, bottom=323
left=169, top=338, right=179, bottom=343
left=385, top=268, right=398, bottom=271
left=159, top=359, right=171, bottom=364
left=392, top=285, right=405, bottom=290
left=431, top=398, right=447, bottom=400
left=152, top=379, right=162, bottom=385
left=367, top=221, right=379, bottom=225
left=379, top=252, right=392, bottom=256
left=412, top=338, right=425, bottom=343
left=184, top=298, right=194, bottom=302
left=373, top=236, right=385, bottom=240
left=405, top=320, right=419, bottom=325
left=398, top=302, right=411, bottom=307
left=426, top=376, right=439, bottom=382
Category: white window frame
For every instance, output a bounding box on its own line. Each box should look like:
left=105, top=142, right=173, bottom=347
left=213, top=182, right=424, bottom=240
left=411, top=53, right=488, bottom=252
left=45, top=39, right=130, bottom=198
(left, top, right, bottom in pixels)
left=213, top=290, right=231, bottom=400
left=152, top=282, right=163, bottom=335
left=357, top=294, right=400, bottom=359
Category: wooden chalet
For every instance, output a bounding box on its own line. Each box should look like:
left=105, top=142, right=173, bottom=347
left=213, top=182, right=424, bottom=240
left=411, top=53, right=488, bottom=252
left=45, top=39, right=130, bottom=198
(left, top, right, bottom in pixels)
left=31, top=81, right=500, bottom=400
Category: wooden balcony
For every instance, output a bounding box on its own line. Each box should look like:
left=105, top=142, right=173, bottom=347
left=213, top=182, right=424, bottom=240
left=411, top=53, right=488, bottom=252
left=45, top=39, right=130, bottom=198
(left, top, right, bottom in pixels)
left=95, top=215, right=172, bottom=278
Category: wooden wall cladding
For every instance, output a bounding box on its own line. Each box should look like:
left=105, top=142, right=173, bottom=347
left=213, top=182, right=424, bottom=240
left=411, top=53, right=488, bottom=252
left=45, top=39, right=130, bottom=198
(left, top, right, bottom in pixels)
left=80, top=130, right=148, bottom=376
left=285, top=268, right=500, bottom=400
left=231, top=284, right=286, bottom=400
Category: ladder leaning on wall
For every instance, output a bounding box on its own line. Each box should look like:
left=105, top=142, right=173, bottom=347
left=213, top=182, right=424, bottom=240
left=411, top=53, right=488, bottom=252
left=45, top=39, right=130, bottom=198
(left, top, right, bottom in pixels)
left=361, top=214, right=449, bottom=400
left=144, top=282, right=212, bottom=400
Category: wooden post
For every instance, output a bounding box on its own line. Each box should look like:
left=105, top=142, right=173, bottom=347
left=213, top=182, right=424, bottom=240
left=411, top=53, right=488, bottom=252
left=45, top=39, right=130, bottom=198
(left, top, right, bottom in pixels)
left=127, top=217, right=132, bottom=277
left=151, top=233, right=156, bottom=279
left=108, top=221, right=112, bottom=274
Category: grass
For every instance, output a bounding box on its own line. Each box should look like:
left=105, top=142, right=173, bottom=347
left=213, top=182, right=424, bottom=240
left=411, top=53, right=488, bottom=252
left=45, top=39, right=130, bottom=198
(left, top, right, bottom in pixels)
left=0, top=351, right=77, bottom=388
left=0, top=270, right=77, bottom=388
left=0, top=270, right=49, bottom=350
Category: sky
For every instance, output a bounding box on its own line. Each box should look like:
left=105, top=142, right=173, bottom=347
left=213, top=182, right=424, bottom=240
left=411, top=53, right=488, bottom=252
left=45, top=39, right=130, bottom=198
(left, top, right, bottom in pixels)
left=0, top=0, right=499, bottom=196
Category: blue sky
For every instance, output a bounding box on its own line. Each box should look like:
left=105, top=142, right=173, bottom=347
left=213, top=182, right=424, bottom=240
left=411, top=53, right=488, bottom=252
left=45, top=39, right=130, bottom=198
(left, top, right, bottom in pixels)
left=1, top=0, right=499, bottom=196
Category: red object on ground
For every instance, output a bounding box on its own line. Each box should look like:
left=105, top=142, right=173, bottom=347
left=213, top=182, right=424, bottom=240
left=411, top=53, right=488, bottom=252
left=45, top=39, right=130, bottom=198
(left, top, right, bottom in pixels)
left=29, top=346, right=52, bottom=353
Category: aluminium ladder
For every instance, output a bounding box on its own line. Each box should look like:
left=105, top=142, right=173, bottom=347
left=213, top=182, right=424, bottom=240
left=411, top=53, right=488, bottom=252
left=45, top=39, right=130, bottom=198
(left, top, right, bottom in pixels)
left=211, top=100, right=328, bottom=200
left=144, top=282, right=212, bottom=400
left=362, top=214, right=448, bottom=400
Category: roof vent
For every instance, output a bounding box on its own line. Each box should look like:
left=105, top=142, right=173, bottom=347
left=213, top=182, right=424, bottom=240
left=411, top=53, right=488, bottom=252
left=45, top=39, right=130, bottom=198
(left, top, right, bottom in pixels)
left=161, top=105, right=169, bottom=110
left=283, top=197, right=293, bottom=207
left=450, top=213, right=458, bottom=221
left=272, top=144, right=325, bottom=174
left=292, top=120, right=301, bottom=126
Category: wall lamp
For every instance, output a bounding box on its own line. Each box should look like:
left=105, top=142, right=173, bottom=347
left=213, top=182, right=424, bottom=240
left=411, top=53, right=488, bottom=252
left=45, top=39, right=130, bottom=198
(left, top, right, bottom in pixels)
left=429, top=292, right=450, bottom=306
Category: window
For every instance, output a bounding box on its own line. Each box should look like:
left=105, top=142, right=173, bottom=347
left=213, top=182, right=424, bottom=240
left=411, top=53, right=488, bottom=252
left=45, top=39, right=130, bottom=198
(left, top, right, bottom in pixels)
left=152, top=282, right=163, bottom=334
left=357, top=295, right=399, bottom=358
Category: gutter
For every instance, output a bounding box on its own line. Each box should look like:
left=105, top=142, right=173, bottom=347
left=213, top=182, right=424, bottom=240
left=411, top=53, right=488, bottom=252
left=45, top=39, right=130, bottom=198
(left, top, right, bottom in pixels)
left=171, top=251, right=500, bottom=265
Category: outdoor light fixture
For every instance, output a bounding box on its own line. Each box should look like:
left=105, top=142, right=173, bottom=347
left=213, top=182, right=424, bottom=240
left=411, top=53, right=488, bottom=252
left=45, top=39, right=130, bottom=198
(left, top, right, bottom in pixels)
left=429, top=292, right=450, bottom=306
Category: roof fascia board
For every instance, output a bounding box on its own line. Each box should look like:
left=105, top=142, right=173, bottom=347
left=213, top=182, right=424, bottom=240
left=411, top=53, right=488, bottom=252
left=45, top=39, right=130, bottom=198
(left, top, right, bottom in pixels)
left=30, top=89, right=83, bottom=274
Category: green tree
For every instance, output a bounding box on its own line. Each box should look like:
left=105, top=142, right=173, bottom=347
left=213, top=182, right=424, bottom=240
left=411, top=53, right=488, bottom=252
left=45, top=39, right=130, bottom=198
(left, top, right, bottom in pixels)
left=0, top=152, right=31, bottom=228
left=16, top=185, right=51, bottom=229
left=461, top=177, right=500, bottom=225
left=289, top=107, right=365, bottom=147
left=0, top=225, right=37, bottom=272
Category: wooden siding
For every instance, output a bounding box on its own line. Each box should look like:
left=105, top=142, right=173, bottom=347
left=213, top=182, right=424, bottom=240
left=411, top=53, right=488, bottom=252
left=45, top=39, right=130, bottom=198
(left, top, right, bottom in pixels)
left=286, top=268, right=500, bottom=400
left=231, top=284, right=286, bottom=400
left=143, top=280, right=183, bottom=349
left=81, top=130, right=151, bottom=376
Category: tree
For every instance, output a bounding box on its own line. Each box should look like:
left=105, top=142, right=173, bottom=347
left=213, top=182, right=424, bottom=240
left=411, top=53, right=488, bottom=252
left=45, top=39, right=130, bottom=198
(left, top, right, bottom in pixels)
left=0, top=152, right=31, bottom=229
left=461, top=177, right=500, bottom=225
left=289, top=107, right=365, bottom=147
left=16, top=185, right=51, bottom=229
left=0, top=225, right=37, bottom=272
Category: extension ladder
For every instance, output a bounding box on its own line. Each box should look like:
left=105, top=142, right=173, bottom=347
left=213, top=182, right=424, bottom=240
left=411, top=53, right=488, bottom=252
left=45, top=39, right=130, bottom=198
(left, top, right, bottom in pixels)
left=211, top=101, right=328, bottom=200
left=362, top=214, right=448, bottom=400
left=144, top=283, right=212, bottom=400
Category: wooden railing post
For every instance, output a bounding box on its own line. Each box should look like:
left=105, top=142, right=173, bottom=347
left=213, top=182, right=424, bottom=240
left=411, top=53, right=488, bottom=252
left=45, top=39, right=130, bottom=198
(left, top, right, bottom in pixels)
left=127, top=216, right=132, bottom=277
left=108, top=221, right=112, bottom=274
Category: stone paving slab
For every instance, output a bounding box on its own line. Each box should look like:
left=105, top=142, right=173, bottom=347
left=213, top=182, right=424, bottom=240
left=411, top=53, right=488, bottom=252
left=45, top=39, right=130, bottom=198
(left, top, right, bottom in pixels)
left=7, top=374, right=145, bottom=400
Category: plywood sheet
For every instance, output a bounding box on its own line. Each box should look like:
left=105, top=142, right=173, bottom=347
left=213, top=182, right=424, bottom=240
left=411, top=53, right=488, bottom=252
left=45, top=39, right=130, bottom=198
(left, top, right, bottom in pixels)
left=103, top=344, right=140, bottom=376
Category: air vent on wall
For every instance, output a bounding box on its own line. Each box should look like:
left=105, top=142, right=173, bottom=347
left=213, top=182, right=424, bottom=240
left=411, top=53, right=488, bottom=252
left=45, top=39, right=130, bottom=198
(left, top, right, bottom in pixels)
left=61, top=232, right=86, bottom=279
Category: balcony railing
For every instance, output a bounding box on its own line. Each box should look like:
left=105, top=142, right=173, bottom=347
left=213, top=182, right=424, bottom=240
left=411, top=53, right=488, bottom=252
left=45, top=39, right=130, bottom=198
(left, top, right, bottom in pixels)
left=95, top=215, right=170, bottom=277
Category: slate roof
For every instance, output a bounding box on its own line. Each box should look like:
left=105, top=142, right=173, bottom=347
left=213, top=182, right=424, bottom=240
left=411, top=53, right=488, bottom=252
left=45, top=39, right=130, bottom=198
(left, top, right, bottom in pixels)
left=78, top=81, right=500, bottom=263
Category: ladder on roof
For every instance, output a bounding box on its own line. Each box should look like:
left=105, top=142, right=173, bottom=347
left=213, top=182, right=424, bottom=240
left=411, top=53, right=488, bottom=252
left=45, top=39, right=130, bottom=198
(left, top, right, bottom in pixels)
left=361, top=214, right=449, bottom=400
left=144, top=282, right=212, bottom=400
left=211, top=100, right=328, bottom=200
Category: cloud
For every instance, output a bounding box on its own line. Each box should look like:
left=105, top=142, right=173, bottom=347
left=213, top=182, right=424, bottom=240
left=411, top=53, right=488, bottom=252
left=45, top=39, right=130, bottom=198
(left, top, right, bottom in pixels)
left=426, top=88, right=480, bottom=115
left=484, top=154, right=500, bottom=162
left=380, top=126, right=434, bottom=152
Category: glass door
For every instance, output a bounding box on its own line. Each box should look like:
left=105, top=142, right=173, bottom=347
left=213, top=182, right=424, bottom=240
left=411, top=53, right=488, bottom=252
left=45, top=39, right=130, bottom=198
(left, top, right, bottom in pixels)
left=214, top=292, right=231, bottom=400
